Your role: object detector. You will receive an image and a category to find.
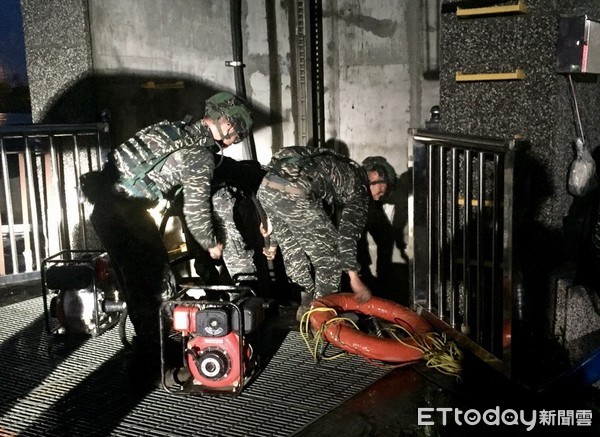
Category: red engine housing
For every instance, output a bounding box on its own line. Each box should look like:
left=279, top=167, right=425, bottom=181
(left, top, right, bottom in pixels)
left=186, top=332, right=243, bottom=388
left=164, top=286, right=264, bottom=394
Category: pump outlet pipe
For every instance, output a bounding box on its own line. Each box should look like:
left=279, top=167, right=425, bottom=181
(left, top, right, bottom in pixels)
left=228, top=0, right=257, bottom=161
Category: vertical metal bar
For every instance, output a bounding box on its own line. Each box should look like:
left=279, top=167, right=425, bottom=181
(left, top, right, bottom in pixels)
left=73, top=134, right=88, bottom=247
left=502, top=142, right=516, bottom=377
left=84, top=134, right=98, bottom=248
left=462, top=150, right=472, bottom=335
left=427, top=145, right=434, bottom=311
left=476, top=152, right=485, bottom=343
left=24, top=137, right=42, bottom=270
left=0, top=203, right=4, bottom=275
left=309, top=0, right=325, bottom=146
left=293, top=0, right=311, bottom=148
left=449, top=148, right=459, bottom=327
left=18, top=152, right=32, bottom=271
left=97, top=123, right=110, bottom=166
left=491, top=153, right=501, bottom=353
left=0, top=138, right=5, bottom=274
left=36, top=147, right=49, bottom=260
left=44, top=148, right=57, bottom=256
left=95, top=127, right=104, bottom=169
left=49, top=136, right=61, bottom=250
left=97, top=136, right=103, bottom=169
left=1, top=138, right=19, bottom=273
left=85, top=133, right=94, bottom=170
left=50, top=136, right=69, bottom=251
left=409, top=137, right=429, bottom=307
left=437, top=146, right=445, bottom=318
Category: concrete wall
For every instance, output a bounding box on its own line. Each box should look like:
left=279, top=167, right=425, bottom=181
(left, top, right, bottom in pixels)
left=86, top=0, right=295, bottom=164
left=20, top=0, right=439, bottom=172
left=18, top=0, right=439, bottom=272
left=324, top=0, right=439, bottom=172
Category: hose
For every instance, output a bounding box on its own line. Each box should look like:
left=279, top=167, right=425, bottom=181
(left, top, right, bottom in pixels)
left=118, top=307, right=132, bottom=349
left=229, top=0, right=257, bottom=161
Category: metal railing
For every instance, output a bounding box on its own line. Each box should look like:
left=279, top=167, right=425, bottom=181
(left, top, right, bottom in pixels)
left=408, top=128, right=521, bottom=376
left=0, top=123, right=110, bottom=280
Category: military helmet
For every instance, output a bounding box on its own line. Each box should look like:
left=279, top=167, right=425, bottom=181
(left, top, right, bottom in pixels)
left=205, top=92, right=253, bottom=139
left=362, top=156, right=397, bottom=187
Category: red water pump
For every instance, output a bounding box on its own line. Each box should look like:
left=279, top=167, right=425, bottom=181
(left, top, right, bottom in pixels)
left=42, top=250, right=126, bottom=337
left=161, top=285, right=264, bottom=395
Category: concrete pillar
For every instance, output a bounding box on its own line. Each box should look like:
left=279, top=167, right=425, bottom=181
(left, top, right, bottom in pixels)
left=20, top=0, right=94, bottom=123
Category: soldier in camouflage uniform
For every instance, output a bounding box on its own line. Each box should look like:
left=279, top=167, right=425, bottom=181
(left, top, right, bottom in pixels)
left=210, top=155, right=266, bottom=282
left=80, top=92, right=257, bottom=377
left=357, top=156, right=398, bottom=282
left=257, top=146, right=395, bottom=319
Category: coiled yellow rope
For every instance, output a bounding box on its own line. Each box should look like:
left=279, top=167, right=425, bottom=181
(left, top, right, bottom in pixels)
left=300, top=307, right=352, bottom=362
left=382, top=321, right=463, bottom=378
left=300, top=307, right=463, bottom=379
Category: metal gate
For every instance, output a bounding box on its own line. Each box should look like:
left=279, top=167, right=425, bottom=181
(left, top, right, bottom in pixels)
left=0, top=123, right=109, bottom=279
left=409, top=128, right=521, bottom=376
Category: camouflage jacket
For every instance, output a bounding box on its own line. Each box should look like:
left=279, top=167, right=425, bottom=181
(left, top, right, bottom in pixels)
left=110, top=120, right=220, bottom=250
left=266, top=146, right=369, bottom=271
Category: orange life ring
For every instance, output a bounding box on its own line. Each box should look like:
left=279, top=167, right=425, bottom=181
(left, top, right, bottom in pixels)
left=309, top=293, right=433, bottom=363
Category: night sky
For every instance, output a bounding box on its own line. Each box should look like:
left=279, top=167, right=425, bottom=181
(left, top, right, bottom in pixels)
left=0, top=0, right=28, bottom=85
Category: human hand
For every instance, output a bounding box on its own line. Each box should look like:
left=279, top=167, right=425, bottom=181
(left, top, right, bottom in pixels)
left=208, top=243, right=224, bottom=260
left=352, top=283, right=372, bottom=303
left=263, top=245, right=277, bottom=260
left=348, top=271, right=372, bottom=303
left=259, top=219, right=273, bottom=237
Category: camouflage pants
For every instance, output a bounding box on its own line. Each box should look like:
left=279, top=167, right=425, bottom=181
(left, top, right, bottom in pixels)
left=257, top=186, right=341, bottom=297
left=212, top=187, right=257, bottom=281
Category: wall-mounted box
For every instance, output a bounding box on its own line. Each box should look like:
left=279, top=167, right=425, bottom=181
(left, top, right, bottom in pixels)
left=557, top=15, right=600, bottom=74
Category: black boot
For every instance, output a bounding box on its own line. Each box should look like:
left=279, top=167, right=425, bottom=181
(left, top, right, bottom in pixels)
left=296, top=291, right=314, bottom=322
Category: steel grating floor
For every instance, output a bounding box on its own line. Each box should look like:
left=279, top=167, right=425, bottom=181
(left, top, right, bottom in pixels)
left=0, top=297, right=389, bottom=437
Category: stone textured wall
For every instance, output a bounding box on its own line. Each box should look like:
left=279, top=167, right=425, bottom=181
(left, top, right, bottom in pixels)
left=440, top=0, right=600, bottom=334
left=20, top=0, right=94, bottom=123
left=441, top=0, right=600, bottom=226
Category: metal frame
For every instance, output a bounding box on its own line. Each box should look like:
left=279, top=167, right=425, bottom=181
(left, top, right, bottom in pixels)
left=41, top=249, right=124, bottom=337
left=160, top=285, right=259, bottom=396
left=0, top=123, right=109, bottom=278
left=408, top=128, right=519, bottom=376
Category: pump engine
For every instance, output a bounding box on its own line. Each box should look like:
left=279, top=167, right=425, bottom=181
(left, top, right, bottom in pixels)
left=42, top=250, right=125, bottom=337
left=161, top=285, right=265, bottom=394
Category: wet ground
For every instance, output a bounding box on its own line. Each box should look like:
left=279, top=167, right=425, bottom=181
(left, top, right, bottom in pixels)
left=0, top=278, right=599, bottom=436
